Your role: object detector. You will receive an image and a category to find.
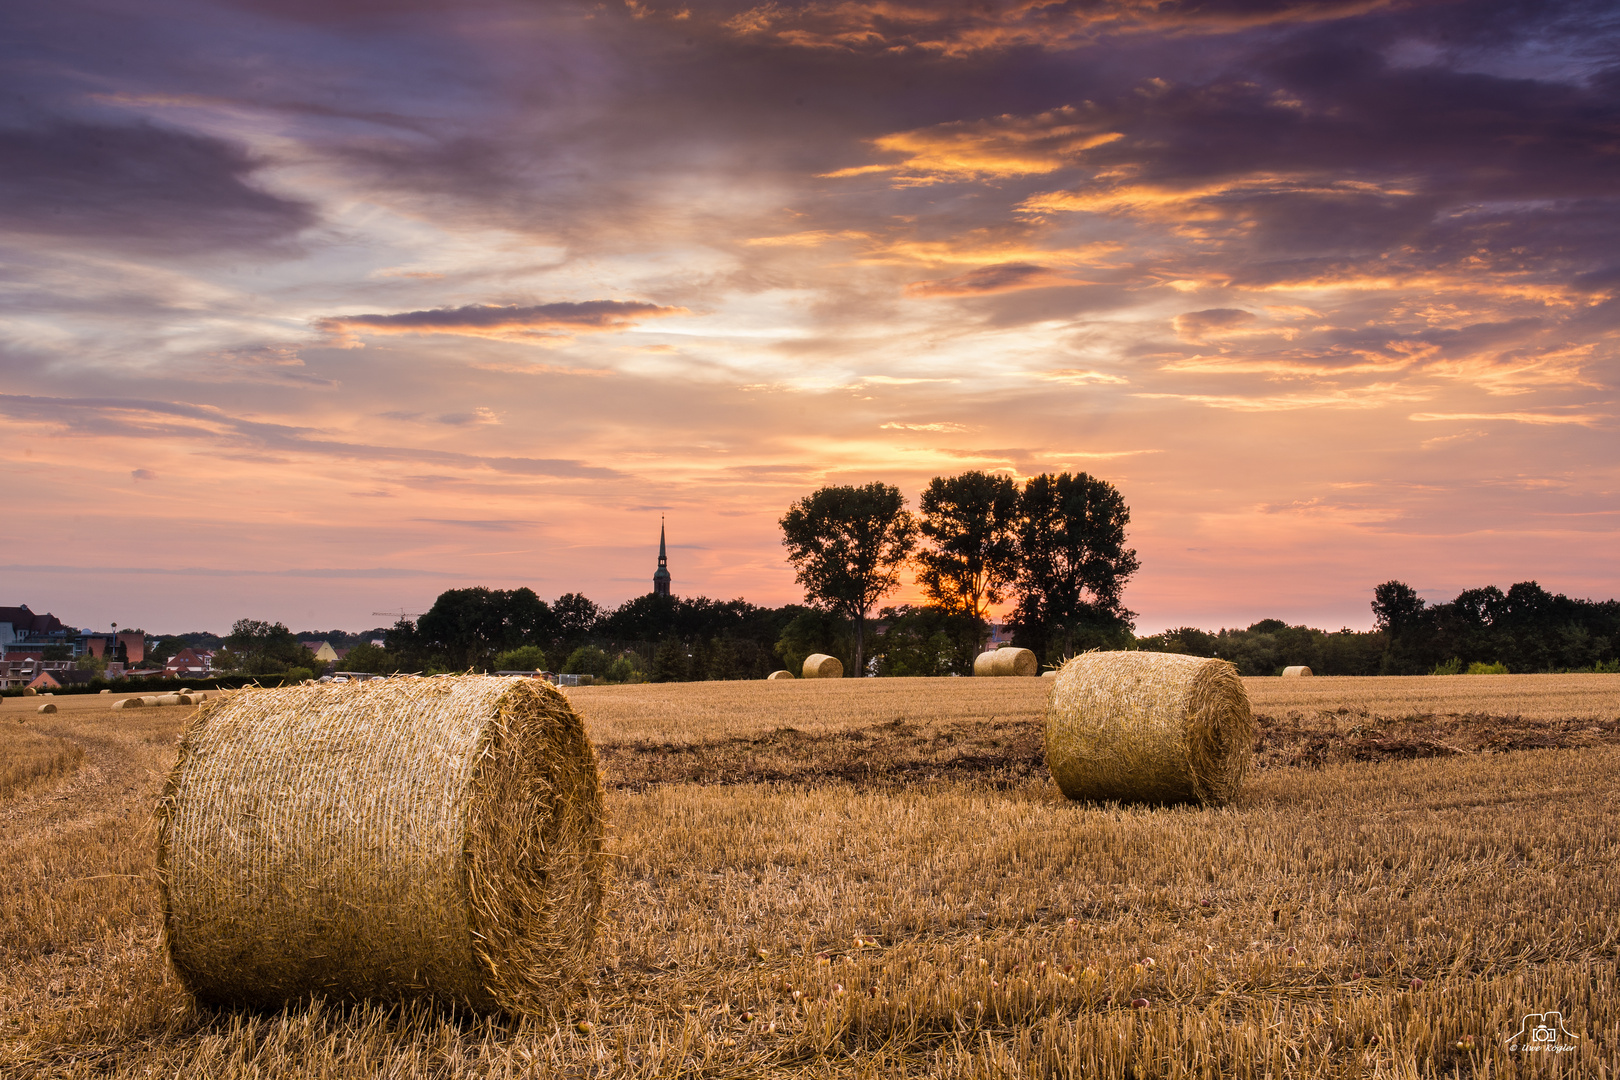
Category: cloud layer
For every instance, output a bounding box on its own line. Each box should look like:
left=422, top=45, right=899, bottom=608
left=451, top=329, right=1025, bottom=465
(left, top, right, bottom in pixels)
left=1, top=0, right=1615, bottom=632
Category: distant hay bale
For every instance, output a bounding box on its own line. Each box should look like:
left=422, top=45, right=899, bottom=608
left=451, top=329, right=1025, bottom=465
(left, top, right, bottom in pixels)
left=100, top=689, right=111, bottom=695
left=802, top=654, right=843, bottom=679
left=766, top=670, right=795, bottom=680
left=975, top=647, right=1038, bottom=676
left=1045, top=651, right=1255, bottom=807
left=156, top=694, right=183, bottom=706
left=23, top=687, right=37, bottom=697
left=991, top=647, right=1038, bottom=677
left=114, top=697, right=141, bottom=710
left=37, top=703, right=57, bottom=714
left=141, top=696, right=161, bottom=707
left=1281, top=666, right=1312, bottom=677
left=155, top=675, right=607, bottom=1014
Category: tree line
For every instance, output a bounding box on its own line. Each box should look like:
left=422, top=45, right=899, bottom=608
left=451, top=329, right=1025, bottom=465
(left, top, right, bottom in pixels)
left=188, top=467, right=1618, bottom=680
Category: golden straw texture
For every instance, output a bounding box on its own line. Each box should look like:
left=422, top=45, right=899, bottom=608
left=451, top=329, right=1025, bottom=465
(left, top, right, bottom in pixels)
left=1044, top=651, right=1255, bottom=806
left=1281, top=665, right=1313, bottom=677
left=802, top=654, right=843, bottom=679
left=766, top=670, right=795, bottom=680
left=991, top=647, right=1038, bottom=677
left=972, top=652, right=999, bottom=677
left=154, top=675, right=606, bottom=1015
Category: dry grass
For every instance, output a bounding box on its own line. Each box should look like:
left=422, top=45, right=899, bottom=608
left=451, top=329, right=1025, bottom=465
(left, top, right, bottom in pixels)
left=0, top=724, right=84, bottom=800
left=1, top=677, right=1617, bottom=1077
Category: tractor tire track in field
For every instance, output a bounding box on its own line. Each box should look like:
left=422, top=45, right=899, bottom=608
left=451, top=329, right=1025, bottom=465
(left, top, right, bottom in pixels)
left=597, top=711, right=1620, bottom=790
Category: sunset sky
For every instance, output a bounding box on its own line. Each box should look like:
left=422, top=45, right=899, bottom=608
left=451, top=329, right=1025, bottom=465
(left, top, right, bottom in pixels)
left=3, top=0, right=1617, bottom=635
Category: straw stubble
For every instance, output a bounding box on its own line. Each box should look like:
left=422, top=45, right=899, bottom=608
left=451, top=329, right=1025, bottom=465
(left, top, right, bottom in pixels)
left=154, top=675, right=606, bottom=1015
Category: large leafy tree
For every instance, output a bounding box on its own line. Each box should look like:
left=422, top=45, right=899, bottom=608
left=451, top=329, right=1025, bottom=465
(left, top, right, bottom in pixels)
left=914, top=470, right=1021, bottom=648
left=1009, top=472, right=1140, bottom=664
left=413, top=587, right=557, bottom=670
left=218, top=618, right=315, bottom=675
left=553, top=592, right=602, bottom=642
left=780, top=482, right=918, bottom=677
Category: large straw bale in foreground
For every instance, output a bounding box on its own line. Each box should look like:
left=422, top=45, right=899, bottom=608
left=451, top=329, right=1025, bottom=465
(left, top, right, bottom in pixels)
left=803, top=653, right=843, bottom=679
left=155, top=675, right=606, bottom=1014
left=1045, top=652, right=1254, bottom=806
left=991, top=647, right=1038, bottom=677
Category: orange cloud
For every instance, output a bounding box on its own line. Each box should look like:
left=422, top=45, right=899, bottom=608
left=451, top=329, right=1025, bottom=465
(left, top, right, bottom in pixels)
left=1408, top=411, right=1601, bottom=426
left=721, top=0, right=1401, bottom=57
left=821, top=107, right=1121, bottom=184
left=1034, top=369, right=1130, bottom=386
left=1022, top=176, right=1415, bottom=221
left=1138, top=383, right=1431, bottom=411
left=880, top=421, right=972, bottom=432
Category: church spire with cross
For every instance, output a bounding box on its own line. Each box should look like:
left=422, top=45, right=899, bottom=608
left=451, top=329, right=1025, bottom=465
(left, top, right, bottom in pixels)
left=652, top=517, right=671, bottom=597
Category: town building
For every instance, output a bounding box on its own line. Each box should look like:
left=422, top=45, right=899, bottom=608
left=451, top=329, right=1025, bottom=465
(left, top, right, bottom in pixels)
left=300, top=641, right=344, bottom=665
left=162, top=648, right=214, bottom=678
left=27, top=668, right=102, bottom=691
left=0, top=605, right=73, bottom=656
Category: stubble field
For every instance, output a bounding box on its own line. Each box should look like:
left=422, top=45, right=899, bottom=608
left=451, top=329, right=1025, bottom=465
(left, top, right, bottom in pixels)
left=1, top=674, right=1616, bottom=1078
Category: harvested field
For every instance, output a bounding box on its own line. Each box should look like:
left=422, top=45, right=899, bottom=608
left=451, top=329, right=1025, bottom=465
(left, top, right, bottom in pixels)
left=1, top=675, right=1616, bottom=1077
left=0, top=725, right=85, bottom=800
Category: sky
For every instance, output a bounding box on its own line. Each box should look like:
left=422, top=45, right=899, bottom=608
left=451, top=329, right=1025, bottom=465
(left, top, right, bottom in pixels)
left=2, top=0, right=1617, bottom=636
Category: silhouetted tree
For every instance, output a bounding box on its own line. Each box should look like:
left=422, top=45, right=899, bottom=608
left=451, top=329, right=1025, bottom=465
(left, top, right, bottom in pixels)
left=1008, top=472, right=1139, bottom=666
left=413, top=587, right=557, bottom=670
left=554, top=592, right=601, bottom=643
left=914, top=471, right=1020, bottom=649
left=218, top=619, right=315, bottom=675
left=780, top=482, right=918, bottom=677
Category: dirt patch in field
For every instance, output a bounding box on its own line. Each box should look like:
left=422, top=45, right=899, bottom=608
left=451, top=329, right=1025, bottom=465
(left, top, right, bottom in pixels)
left=1251, top=710, right=1620, bottom=768
left=596, top=711, right=1620, bottom=789
left=597, top=717, right=1047, bottom=790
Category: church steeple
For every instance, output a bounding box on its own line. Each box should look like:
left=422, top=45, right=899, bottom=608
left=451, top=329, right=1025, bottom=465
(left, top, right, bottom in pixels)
left=652, top=517, right=671, bottom=597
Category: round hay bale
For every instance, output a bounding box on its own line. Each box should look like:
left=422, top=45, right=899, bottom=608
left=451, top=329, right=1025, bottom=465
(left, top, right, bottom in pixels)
left=100, top=689, right=111, bottom=695
left=37, top=702, right=57, bottom=714
left=802, top=653, right=843, bottom=679
left=972, top=651, right=1000, bottom=677
left=1281, top=665, right=1312, bottom=677
left=23, top=687, right=37, bottom=697
left=766, top=670, right=795, bottom=680
left=155, top=675, right=607, bottom=1014
left=141, top=696, right=161, bottom=707
left=1044, top=651, right=1255, bottom=807
left=156, top=694, right=183, bottom=707
left=114, top=697, right=141, bottom=710
left=991, top=647, right=1038, bottom=677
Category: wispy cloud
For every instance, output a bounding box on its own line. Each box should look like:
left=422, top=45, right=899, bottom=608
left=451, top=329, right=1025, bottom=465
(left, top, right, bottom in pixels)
left=317, top=301, right=687, bottom=344
left=1408, top=411, right=1603, bottom=426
